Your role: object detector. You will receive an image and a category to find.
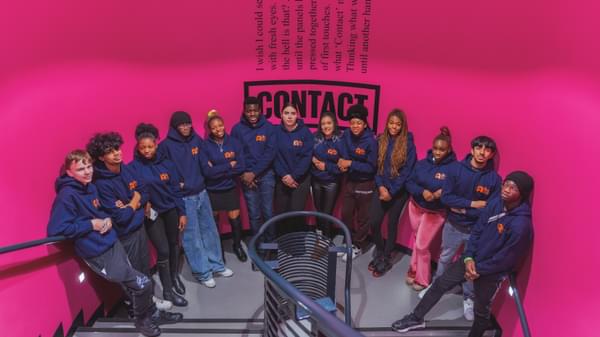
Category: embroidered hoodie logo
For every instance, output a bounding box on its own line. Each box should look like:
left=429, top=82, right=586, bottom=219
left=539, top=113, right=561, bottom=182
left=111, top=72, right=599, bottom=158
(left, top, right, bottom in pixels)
left=224, top=151, right=236, bottom=159
left=255, top=134, right=266, bottom=142
left=355, top=147, right=366, bottom=156
left=327, top=148, right=338, bottom=156
left=497, top=223, right=505, bottom=234
left=92, top=198, right=100, bottom=208
left=475, top=185, right=490, bottom=195
left=160, top=173, right=169, bottom=181
left=293, top=140, right=303, bottom=147
left=191, top=147, right=199, bottom=155
left=434, top=172, right=446, bottom=180
left=128, top=180, right=138, bottom=190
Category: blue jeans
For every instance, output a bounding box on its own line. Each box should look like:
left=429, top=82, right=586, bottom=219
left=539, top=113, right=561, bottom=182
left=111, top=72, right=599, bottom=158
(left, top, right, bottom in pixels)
left=182, top=190, right=225, bottom=281
left=435, top=219, right=474, bottom=300
left=242, top=170, right=275, bottom=242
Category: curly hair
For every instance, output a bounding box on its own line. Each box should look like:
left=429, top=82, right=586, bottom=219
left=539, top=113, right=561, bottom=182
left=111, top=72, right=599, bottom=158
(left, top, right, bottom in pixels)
left=86, top=132, right=123, bottom=161
left=377, top=109, right=408, bottom=177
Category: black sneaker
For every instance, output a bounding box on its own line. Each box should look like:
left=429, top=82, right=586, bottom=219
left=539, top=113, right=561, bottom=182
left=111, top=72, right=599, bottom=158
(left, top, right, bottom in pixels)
left=151, top=309, right=184, bottom=325
left=135, top=316, right=161, bottom=337
left=391, top=313, right=425, bottom=333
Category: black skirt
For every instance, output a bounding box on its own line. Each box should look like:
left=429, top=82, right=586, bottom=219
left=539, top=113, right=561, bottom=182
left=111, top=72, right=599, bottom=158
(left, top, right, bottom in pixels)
left=208, top=188, right=240, bottom=211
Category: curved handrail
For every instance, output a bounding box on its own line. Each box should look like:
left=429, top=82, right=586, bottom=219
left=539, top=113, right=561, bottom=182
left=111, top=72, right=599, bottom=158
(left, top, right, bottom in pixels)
left=0, top=236, right=67, bottom=255
left=248, top=210, right=363, bottom=337
left=509, top=273, right=532, bottom=337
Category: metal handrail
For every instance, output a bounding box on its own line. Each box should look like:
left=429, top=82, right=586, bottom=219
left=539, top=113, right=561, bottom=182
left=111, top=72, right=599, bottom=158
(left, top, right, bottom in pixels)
left=0, top=235, right=67, bottom=255
left=509, top=273, right=532, bottom=337
left=248, top=210, right=364, bottom=337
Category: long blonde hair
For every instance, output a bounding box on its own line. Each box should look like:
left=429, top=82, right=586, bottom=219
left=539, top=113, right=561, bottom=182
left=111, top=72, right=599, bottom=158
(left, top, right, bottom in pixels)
left=377, top=109, right=408, bottom=177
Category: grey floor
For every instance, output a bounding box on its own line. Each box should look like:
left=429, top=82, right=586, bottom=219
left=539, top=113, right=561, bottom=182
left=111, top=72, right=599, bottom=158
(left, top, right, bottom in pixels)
left=159, top=238, right=470, bottom=329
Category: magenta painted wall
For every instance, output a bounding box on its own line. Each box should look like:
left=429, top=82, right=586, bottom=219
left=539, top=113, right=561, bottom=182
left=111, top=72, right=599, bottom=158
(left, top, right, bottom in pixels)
left=1, top=1, right=598, bottom=336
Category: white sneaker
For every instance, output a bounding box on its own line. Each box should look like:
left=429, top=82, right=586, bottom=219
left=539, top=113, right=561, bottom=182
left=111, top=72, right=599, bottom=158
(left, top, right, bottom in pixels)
left=418, top=284, right=431, bottom=299
left=341, top=245, right=361, bottom=262
left=201, top=278, right=216, bottom=288
left=152, top=296, right=173, bottom=310
left=215, top=267, right=234, bottom=278
left=463, top=298, right=474, bottom=321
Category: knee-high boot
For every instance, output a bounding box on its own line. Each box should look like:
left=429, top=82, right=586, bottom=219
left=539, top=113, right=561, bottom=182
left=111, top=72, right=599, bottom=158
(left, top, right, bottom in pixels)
left=229, top=216, right=247, bottom=262
left=158, top=259, right=188, bottom=307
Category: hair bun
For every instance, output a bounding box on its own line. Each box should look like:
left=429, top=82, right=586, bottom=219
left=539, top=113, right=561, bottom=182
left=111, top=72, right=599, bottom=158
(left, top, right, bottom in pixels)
left=439, top=126, right=451, bottom=138
left=207, top=109, right=219, bottom=119
left=135, top=123, right=159, bottom=139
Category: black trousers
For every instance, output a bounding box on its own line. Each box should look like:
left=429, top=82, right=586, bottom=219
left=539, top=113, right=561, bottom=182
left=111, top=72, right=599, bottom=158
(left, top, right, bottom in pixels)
left=145, top=208, right=180, bottom=271
left=413, top=259, right=503, bottom=337
left=341, top=179, right=375, bottom=247
left=369, top=188, right=409, bottom=257
left=310, top=178, right=341, bottom=237
left=120, top=226, right=151, bottom=276
left=274, top=175, right=311, bottom=236
left=85, top=241, right=154, bottom=319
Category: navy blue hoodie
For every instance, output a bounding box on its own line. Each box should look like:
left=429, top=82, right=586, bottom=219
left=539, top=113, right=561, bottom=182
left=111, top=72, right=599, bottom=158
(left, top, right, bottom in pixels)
left=441, top=154, right=502, bottom=233
left=47, top=176, right=118, bottom=258
left=129, top=150, right=185, bottom=216
left=311, top=131, right=343, bottom=183
left=273, top=119, right=315, bottom=180
left=375, top=132, right=417, bottom=196
left=464, top=197, right=533, bottom=278
left=406, top=149, right=457, bottom=210
left=202, top=134, right=246, bottom=191
left=158, top=128, right=207, bottom=196
left=93, top=162, right=147, bottom=238
left=339, top=128, right=378, bottom=182
left=231, top=114, right=277, bottom=178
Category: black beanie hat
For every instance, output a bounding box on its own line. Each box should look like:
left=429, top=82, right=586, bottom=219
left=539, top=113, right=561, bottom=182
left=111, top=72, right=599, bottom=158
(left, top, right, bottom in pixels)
left=347, top=104, right=369, bottom=125
left=505, top=171, right=534, bottom=202
left=170, top=111, right=192, bottom=129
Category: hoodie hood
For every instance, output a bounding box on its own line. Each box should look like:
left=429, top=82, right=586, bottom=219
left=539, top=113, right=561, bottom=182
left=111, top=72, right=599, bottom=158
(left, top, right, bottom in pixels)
left=461, top=154, right=495, bottom=173
left=279, top=118, right=306, bottom=132
left=166, top=127, right=200, bottom=143
left=240, top=113, right=267, bottom=129
left=427, top=149, right=457, bottom=166
left=93, top=161, right=120, bottom=180
left=55, top=175, right=92, bottom=194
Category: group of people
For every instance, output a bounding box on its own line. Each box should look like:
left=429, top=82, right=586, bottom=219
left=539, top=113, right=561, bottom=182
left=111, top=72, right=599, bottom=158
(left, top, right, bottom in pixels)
left=47, top=96, right=534, bottom=337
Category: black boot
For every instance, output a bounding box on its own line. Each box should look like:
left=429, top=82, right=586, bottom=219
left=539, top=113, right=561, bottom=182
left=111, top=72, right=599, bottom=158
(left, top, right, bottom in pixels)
left=169, top=247, right=186, bottom=295
left=229, top=216, right=247, bottom=262
left=151, top=308, right=184, bottom=326
left=158, top=260, right=188, bottom=307
left=135, top=313, right=161, bottom=337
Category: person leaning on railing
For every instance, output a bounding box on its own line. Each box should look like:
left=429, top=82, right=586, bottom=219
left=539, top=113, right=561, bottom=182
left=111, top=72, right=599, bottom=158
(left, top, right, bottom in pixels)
left=391, top=171, right=534, bottom=337
left=47, top=150, right=182, bottom=337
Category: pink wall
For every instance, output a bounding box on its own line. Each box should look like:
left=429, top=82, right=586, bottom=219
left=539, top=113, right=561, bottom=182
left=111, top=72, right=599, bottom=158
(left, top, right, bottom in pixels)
left=1, top=1, right=598, bottom=336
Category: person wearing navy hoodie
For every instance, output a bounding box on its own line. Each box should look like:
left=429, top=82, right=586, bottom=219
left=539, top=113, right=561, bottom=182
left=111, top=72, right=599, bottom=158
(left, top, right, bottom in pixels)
left=273, top=102, right=315, bottom=235
left=337, top=104, right=378, bottom=260
left=203, top=110, right=248, bottom=262
left=128, top=124, right=190, bottom=306
left=87, top=132, right=187, bottom=308
left=311, top=111, right=344, bottom=238
left=231, top=96, right=277, bottom=245
left=404, top=127, right=456, bottom=291
left=158, top=112, right=233, bottom=288
left=47, top=150, right=180, bottom=337
left=392, top=171, right=534, bottom=337
left=367, top=109, right=417, bottom=277
left=424, top=135, right=502, bottom=320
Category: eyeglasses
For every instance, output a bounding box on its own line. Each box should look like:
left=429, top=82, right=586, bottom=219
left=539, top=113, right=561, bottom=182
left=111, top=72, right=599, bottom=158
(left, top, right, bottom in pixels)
left=177, top=123, right=192, bottom=129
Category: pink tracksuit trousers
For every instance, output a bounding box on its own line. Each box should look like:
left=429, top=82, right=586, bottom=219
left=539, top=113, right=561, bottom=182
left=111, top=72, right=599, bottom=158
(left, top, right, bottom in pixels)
left=407, top=198, right=446, bottom=287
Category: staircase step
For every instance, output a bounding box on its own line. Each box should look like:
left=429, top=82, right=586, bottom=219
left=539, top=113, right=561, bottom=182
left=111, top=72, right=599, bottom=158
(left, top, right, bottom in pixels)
left=75, top=326, right=263, bottom=337
left=92, top=317, right=263, bottom=329
left=358, top=326, right=498, bottom=337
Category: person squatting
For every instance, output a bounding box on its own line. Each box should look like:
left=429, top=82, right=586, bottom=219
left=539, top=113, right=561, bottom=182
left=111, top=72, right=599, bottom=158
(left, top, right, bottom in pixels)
left=47, top=96, right=534, bottom=337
